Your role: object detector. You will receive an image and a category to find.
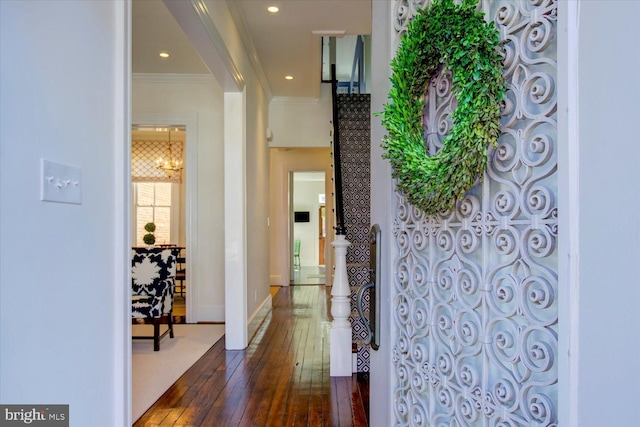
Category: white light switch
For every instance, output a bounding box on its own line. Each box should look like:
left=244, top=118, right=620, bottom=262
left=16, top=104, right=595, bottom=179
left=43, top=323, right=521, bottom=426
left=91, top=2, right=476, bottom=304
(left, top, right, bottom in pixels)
left=41, top=159, right=82, bottom=204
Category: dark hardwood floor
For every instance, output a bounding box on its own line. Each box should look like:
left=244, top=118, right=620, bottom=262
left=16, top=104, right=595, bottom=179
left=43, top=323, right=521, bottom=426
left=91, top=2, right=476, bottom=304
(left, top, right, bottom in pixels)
left=134, top=285, right=369, bottom=426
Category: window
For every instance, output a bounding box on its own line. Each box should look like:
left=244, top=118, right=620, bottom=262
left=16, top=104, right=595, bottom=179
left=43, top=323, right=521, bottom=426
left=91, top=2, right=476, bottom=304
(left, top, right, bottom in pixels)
left=134, top=182, right=177, bottom=246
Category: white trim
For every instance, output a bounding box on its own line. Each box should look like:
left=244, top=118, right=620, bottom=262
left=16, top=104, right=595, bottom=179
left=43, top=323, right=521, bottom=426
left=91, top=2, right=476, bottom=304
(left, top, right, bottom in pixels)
left=224, top=90, right=248, bottom=349
left=162, top=0, right=244, bottom=93
left=132, top=73, right=215, bottom=84
left=170, top=182, right=181, bottom=244
left=247, top=294, right=273, bottom=343
left=115, top=0, right=132, bottom=424
left=271, top=95, right=327, bottom=105
left=225, top=0, right=273, bottom=101
left=369, top=0, right=395, bottom=424
left=190, top=0, right=245, bottom=90
left=281, top=162, right=335, bottom=288
left=131, top=112, right=198, bottom=323
left=558, top=1, right=580, bottom=426
left=288, top=172, right=294, bottom=280
left=185, top=116, right=198, bottom=324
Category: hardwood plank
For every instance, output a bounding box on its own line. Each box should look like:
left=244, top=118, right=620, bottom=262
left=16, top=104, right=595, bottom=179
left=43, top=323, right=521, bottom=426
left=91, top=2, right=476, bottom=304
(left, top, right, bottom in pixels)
left=356, top=373, right=370, bottom=426
left=350, top=374, right=368, bottom=427
left=134, top=285, right=368, bottom=426
left=134, top=341, right=233, bottom=425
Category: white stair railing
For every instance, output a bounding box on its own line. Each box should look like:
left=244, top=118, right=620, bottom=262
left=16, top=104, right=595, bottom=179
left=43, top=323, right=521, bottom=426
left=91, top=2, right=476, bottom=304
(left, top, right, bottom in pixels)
left=330, top=234, right=352, bottom=376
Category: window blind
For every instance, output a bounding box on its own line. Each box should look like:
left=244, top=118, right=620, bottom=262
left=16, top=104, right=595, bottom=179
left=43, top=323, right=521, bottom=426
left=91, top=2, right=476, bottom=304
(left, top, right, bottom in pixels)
left=132, top=139, right=183, bottom=183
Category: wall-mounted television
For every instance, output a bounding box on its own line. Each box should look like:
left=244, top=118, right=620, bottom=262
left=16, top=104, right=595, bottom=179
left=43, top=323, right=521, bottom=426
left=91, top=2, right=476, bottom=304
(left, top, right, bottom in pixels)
left=294, top=211, right=310, bottom=223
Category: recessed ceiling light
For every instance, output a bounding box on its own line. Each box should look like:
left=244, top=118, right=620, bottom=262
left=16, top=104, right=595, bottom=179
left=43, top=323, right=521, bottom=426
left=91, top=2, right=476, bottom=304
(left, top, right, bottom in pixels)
left=285, top=75, right=293, bottom=80
left=267, top=6, right=279, bottom=13
left=159, top=52, right=170, bottom=58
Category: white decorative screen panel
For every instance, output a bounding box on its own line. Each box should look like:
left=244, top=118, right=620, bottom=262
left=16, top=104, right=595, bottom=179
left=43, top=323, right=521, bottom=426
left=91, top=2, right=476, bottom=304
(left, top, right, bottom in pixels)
left=391, top=1, right=558, bottom=425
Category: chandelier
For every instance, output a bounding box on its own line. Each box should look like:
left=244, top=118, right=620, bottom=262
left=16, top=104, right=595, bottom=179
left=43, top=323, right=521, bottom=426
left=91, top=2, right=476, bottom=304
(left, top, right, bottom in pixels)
left=155, top=130, right=183, bottom=178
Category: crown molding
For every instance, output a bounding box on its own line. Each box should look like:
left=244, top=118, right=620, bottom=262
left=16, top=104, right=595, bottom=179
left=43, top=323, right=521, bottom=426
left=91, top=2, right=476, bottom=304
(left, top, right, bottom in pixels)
left=271, top=96, right=329, bottom=105
left=190, top=0, right=245, bottom=90
left=225, top=0, right=273, bottom=101
left=165, top=0, right=245, bottom=92
left=133, top=73, right=216, bottom=84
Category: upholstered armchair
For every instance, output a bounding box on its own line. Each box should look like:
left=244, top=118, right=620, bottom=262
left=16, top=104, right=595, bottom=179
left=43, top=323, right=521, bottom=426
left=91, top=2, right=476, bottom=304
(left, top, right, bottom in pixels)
left=131, top=248, right=179, bottom=351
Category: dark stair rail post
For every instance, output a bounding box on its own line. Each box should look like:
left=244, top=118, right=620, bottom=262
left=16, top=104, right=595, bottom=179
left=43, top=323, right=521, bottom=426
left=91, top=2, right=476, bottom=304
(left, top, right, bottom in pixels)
left=331, top=64, right=346, bottom=236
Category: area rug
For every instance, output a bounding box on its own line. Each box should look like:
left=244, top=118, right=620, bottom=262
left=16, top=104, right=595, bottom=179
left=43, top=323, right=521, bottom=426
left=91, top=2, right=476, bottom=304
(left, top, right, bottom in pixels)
left=132, top=324, right=225, bottom=421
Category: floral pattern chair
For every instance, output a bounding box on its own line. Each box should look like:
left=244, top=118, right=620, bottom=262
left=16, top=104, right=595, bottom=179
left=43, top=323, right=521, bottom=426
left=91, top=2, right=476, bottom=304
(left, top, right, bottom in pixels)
left=131, top=248, right=179, bottom=351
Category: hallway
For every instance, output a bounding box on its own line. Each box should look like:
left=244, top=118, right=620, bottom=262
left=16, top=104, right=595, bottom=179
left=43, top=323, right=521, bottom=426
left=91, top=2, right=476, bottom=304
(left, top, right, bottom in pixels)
left=291, top=265, right=326, bottom=285
left=133, top=285, right=369, bottom=426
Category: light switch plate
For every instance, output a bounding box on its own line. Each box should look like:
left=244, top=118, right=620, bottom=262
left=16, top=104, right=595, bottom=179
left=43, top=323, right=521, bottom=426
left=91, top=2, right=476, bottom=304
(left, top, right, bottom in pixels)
left=41, top=159, right=82, bottom=204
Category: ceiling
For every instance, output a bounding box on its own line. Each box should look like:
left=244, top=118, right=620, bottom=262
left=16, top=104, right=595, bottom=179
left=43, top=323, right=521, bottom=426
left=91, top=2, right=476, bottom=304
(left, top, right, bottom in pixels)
left=132, top=0, right=372, bottom=99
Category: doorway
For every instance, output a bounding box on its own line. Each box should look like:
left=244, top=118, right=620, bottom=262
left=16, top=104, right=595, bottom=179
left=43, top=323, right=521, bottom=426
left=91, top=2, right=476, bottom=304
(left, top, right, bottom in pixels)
left=131, top=125, right=189, bottom=318
left=290, top=171, right=327, bottom=285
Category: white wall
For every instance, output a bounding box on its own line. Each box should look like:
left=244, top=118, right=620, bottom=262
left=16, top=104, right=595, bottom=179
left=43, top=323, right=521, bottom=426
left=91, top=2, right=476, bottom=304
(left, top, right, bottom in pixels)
left=269, top=84, right=333, bottom=148
left=369, top=1, right=394, bottom=425
left=269, top=148, right=334, bottom=287
left=243, top=70, right=271, bottom=329
left=0, top=1, right=129, bottom=425
left=571, top=2, right=640, bottom=425
left=133, top=74, right=226, bottom=322
left=204, top=0, right=272, bottom=334
left=168, top=0, right=272, bottom=344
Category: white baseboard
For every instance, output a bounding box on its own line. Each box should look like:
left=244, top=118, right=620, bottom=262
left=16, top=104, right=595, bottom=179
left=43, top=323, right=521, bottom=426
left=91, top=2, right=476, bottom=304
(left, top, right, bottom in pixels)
left=247, top=294, right=273, bottom=343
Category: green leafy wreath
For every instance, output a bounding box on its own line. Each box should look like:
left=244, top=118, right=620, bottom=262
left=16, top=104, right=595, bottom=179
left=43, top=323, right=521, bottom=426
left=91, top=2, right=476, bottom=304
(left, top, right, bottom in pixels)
left=379, top=0, right=506, bottom=215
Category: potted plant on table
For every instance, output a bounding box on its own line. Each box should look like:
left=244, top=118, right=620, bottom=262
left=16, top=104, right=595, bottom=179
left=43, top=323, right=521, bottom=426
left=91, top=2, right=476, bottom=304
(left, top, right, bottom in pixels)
left=143, top=222, right=156, bottom=246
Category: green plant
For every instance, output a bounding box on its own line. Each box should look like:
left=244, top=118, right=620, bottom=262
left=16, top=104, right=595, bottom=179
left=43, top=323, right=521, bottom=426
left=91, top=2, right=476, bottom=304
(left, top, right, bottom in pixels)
left=378, top=0, right=506, bottom=215
left=143, top=222, right=156, bottom=245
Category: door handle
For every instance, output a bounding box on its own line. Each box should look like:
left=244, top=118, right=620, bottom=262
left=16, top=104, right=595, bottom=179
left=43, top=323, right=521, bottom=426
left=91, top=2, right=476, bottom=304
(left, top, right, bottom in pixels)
left=356, top=224, right=381, bottom=351
left=356, top=282, right=376, bottom=349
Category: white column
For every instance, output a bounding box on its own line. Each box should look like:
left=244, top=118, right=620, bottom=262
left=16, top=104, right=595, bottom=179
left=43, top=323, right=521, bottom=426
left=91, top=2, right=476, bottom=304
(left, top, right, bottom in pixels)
left=224, top=90, right=248, bottom=350
left=330, top=234, right=352, bottom=376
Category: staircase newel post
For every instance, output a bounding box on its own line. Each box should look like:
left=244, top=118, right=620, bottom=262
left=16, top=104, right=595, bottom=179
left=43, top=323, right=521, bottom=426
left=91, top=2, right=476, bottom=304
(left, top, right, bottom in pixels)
left=330, top=234, right=352, bottom=376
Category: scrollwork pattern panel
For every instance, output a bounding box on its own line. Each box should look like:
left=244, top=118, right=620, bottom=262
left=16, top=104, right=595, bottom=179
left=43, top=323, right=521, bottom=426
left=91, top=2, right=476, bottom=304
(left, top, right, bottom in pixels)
left=391, top=0, right=558, bottom=425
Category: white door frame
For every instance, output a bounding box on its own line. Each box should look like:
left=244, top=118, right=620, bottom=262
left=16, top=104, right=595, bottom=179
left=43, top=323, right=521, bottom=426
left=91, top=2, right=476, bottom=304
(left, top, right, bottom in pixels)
left=557, top=1, right=579, bottom=425
left=132, top=112, right=199, bottom=324
left=116, top=2, right=132, bottom=423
